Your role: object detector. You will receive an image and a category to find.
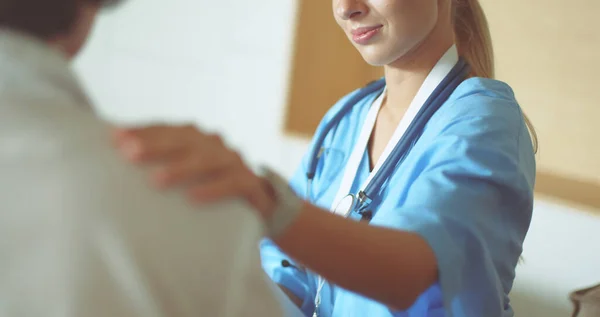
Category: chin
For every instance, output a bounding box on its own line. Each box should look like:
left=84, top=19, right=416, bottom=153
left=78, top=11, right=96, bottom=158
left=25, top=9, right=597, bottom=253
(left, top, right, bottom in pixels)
left=360, top=56, right=386, bottom=67
left=357, top=47, right=399, bottom=67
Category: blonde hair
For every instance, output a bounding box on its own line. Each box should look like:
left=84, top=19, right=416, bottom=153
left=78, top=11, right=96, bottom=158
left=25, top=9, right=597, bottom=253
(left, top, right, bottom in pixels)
left=452, top=0, right=538, bottom=152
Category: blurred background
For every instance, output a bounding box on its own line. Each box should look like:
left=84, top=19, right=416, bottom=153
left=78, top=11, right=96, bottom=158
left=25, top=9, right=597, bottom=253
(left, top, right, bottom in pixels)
left=74, top=0, right=600, bottom=315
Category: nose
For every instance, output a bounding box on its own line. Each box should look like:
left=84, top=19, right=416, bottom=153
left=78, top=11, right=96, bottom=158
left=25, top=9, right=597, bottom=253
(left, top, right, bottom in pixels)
left=334, top=0, right=368, bottom=20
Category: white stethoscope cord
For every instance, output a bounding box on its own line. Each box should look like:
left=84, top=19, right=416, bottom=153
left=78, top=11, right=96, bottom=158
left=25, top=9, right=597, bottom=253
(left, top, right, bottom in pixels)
left=306, top=179, right=325, bottom=316
left=313, top=278, right=326, bottom=317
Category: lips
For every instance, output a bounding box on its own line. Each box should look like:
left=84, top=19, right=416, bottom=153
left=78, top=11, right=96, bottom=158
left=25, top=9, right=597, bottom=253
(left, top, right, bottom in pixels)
left=351, top=25, right=382, bottom=44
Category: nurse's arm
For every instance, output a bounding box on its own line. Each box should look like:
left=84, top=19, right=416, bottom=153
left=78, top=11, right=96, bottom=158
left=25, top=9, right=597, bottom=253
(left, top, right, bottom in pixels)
left=272, top=203, right=436, bottom=311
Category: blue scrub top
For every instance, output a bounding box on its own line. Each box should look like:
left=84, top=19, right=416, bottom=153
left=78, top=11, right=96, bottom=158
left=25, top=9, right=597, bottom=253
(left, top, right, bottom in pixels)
left=260, top=77, right=536, bottom=317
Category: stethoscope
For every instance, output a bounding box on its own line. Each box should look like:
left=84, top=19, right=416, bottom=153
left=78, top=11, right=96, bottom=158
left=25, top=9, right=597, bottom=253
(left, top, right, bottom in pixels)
left=307, top=57, right=469, bottom=219
left=283, top=57, right=470, bottom=317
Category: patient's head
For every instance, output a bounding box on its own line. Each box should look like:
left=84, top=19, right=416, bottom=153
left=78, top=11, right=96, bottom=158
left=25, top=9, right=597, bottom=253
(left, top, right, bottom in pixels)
left=0, top=0, right=122, bottom=58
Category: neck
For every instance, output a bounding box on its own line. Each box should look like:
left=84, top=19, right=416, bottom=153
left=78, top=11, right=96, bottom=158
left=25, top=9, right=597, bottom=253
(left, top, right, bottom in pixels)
left=382, top=31, right=455, bottom=115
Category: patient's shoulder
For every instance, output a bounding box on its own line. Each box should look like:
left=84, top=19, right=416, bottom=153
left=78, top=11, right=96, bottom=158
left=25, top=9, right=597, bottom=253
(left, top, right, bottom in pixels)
left=1, top=97, right=264, bottom=241
left=59, top=109, right=263, bottom=232
left=34, top=108, right=282, bottom=315
left=0, top=74, right=283, bottom=315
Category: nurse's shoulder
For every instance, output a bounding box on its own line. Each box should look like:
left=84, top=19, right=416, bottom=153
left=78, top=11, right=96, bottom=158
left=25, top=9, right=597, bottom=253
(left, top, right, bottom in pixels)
left=429, top=76, right=536, bottom=183
left=438, top=77, right=527, bottom=132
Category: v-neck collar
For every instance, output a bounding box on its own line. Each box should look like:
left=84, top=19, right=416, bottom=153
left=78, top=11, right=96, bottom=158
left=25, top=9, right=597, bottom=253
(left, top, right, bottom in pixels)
left=330, top=45, right=459, bottom=211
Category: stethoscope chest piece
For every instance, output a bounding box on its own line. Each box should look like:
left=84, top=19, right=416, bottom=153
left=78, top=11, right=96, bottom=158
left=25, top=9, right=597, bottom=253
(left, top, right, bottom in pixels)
left=333, top=194, right=356, bottom=218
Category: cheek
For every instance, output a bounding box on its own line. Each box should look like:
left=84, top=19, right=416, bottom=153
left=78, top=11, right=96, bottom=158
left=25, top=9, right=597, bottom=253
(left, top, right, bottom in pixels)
left=388, top=0, right=437, bottom=40
left=336, top=0, right=439, bottom=66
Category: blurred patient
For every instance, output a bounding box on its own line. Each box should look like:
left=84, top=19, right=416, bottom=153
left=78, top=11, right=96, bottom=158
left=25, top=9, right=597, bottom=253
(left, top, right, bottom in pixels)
left=0, top=0, right=285, bottom=316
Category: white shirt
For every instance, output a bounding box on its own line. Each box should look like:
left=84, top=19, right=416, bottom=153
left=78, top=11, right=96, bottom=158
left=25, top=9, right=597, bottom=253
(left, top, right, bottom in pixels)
left=0, top=30, right=287, bottom=317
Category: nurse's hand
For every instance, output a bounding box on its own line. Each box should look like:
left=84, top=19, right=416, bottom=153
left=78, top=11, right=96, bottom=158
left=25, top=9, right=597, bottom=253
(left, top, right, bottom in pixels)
left=112, top=125, right=276, bottom=219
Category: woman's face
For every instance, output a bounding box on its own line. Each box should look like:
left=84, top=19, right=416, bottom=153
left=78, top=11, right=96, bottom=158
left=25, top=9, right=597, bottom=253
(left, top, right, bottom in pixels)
left=333, top=0, right=443, bottom=66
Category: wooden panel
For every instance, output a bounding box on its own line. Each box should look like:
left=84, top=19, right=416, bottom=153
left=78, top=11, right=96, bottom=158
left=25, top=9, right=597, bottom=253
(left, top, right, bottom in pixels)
left=480, top=0, right=600, bottom=184
left=536, top=171, right=600, bottom=211
left=479, top=0, right=600, bottom=212
left=283, top=0, right=382, bottom=136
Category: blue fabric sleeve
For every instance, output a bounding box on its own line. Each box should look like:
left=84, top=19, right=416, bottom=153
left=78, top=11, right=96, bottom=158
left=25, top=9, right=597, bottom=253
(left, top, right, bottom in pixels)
left=370, top=102, right=535, bottom=316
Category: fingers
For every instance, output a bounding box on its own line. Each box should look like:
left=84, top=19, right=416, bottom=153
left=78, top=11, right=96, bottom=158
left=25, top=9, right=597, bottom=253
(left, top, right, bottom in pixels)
left=113, top=125, right=198, bottom=143
left=113, top=125, right=208, bottom=163
left=187, top=167, right=274, bottom=216
left=111, top=124, right=274, bottom=216
left=153, top=148, right=240, bottom=188
left=112, top=124, right=241, bottom=189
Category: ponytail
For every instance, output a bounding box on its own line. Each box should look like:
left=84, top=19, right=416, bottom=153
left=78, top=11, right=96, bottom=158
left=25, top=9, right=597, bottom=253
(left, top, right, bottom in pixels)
left=452, top=0, right=538, bottom=152
left=452, top=0, right=493, bottom=78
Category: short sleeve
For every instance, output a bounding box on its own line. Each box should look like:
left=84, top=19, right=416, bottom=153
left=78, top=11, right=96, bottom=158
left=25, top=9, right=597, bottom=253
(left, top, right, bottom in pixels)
left=370, top=105, right=536, bottom=316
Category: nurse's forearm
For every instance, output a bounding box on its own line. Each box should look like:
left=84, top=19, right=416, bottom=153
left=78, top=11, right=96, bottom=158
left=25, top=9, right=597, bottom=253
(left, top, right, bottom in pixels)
left=272, top=202, right=438, bottom=311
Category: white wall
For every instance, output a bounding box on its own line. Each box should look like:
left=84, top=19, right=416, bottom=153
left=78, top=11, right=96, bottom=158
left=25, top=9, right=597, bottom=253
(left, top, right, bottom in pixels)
left=74, top=1, right=600, bottom=316
left=75, top=0, right=303, bottom=172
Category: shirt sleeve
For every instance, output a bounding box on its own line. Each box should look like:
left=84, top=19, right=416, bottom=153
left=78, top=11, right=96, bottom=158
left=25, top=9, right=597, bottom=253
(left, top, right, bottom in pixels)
left=369, top=104, right=536, bottom=316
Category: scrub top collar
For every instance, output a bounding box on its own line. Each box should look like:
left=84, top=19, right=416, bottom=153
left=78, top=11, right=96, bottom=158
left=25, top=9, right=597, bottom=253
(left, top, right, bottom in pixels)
left=330, top=44, right=460, bottom=211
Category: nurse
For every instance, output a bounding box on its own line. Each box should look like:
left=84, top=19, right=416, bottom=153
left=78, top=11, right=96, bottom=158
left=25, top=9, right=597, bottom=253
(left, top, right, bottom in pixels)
left=114, top=0, right=537, bottom=316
